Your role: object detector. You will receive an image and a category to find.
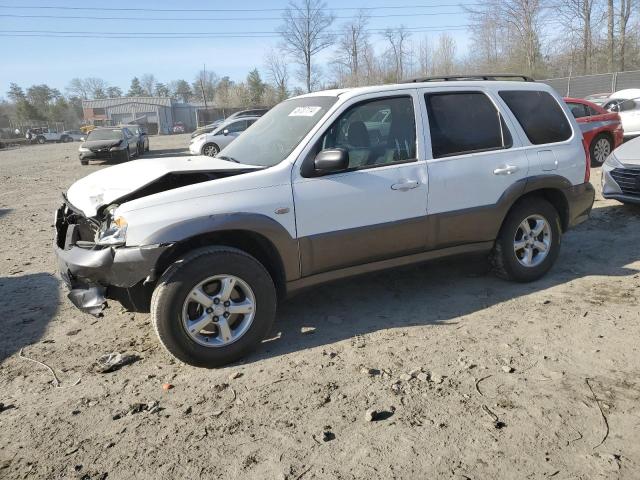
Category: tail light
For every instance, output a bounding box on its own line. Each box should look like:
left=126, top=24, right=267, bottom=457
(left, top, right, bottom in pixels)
left=582, top=137, right=590, bottom=182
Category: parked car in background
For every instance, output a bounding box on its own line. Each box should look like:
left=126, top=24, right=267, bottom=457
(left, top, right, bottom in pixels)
left=603, top=89, right=640, bottom=138
left=190, top=110, right=269, bottom=139
left=121, top=124, right=149, bottom=154
left=564, top=97, right=623, bottom=165
left=225, top=108, right=269, bottom=121
left=191, top=120, right=224, bottom=139
left=172, top=122, right=186, bottom=134
left=602, top=136, right=640, bottom=205
left=61, top=130, right=84, bottom=142
left=56, top=78, right=594, bottom=367
left=27, top=128, right=64, bottom=144
left=189, top=116, right=259, bottom=156
left=584, top=93, right=611, bottom=106
left=78, top=127, right=138, bottom=165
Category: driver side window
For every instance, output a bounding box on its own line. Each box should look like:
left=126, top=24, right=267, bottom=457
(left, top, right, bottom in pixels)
left=319, top=96, right=417, bottom=170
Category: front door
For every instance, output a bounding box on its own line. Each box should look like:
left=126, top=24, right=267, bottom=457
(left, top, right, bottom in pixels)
left=292, top=93, right=429, bottom=276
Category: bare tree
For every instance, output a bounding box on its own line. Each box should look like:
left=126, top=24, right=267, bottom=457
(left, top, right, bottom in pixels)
left=618, top=0, right=635, bottom=70
left=278, top=0, right=335, bottom=93
left=381, top=26, right=412, bottom=82
left=555, top=0, right=599, bottom=74
left=333, top=10, right=369, bottom=86
left=264, top=49, right=289, bottom=101
left=417, top=36, right=435, bottom=76
left=607, top=0, right=615, bottom=70
left=140, top=74, right=157, bottom=96
left=433, top=33, right=457, bottom=75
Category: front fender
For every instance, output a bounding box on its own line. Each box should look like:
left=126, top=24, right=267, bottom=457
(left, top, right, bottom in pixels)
left=142, top=212, right=300, bottom=281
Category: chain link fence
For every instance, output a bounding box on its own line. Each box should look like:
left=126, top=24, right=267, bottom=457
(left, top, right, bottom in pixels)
left=540, top=70, right=640, bottom=98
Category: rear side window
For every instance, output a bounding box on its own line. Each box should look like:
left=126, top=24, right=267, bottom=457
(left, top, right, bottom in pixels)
left=425, top=92, right=513, bottom=159
left=566, top=102, right=588, bottom=118
left=500, top=90, right=572, bottom=144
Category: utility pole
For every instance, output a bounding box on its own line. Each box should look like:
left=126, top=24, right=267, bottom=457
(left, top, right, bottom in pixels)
left=200, top=63, right=208, bottom=110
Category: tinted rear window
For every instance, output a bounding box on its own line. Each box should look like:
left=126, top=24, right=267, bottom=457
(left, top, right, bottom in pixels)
left=499, top=90, right=572, bottom=144
left=425, top=92, right=513, bottom=158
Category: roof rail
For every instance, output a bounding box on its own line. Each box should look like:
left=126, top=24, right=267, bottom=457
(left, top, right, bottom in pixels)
left=402, top=74, right=535, bottom=83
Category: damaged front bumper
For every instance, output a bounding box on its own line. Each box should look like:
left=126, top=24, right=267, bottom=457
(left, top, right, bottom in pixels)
left=54, top=204, right=172, bottom=315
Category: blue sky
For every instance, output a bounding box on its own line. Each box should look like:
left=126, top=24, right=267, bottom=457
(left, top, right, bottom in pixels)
left=0, top=0, right=474, bottom=96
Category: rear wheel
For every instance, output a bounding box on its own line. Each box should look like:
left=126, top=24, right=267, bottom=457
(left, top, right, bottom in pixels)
left=590, top=134, right=612, bottom=166
left=151, top=247, right=277, bottom=367
left=491, top=198, right=561, bottom=282
left=202, top=143, right=219, bottom=157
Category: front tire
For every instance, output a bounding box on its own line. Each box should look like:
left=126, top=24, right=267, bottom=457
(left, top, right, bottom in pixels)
left=590, top=134, right=612, bottom=166
left=151, top=247, right=277, bottom=368
left=202, top=143, right=219, bottom=157
left=36, top=136, right=46, bottom=144
left=491, top=198, right=561, bottom=282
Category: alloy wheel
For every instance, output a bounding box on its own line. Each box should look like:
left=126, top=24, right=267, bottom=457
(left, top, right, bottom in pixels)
left=593, top=138, right=611, bottom=164
left=513, top=214, right=552, bottom=267
left=181, top=275, right=256, bottom=347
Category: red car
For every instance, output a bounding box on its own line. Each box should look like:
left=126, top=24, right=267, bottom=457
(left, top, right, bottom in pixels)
left=564, top=97, right=624, bottom=165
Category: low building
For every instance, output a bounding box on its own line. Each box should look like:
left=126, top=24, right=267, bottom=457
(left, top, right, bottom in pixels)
left=82, top=97, right=198, bottom=134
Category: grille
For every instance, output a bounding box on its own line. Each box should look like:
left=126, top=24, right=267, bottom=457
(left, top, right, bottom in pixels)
left=610, top=168, right=640, bottom=196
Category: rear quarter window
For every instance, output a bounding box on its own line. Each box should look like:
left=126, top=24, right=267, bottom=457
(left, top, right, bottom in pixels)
left=499, top=90, right=572, bottom=145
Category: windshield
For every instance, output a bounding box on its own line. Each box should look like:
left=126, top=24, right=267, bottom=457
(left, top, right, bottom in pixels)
left=88, top=129, right=123, bottom=141
left=220, top=96, right=338, bottom=167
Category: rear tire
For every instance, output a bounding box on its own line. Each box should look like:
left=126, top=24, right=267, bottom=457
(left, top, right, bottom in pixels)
left=151, top=246, right=277, bottom=368
left=491, top=197, right=561, bottom=282
left=590, top=134, right=612, bottom=166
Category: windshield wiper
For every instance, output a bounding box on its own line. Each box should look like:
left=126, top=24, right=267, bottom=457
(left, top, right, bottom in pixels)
left=217, top=155, right=240, bottom=163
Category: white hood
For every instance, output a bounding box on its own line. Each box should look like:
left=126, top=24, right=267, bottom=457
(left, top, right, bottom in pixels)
left=613, top=136, right=640, bottom=167
left=66, top=155, right=261, bottom=217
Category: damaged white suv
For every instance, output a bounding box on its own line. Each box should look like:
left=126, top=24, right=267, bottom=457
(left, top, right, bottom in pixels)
left=55, top=77, right=594, bottom=367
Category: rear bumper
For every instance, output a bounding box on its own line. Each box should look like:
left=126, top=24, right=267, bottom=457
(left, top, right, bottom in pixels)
left=564, top=182, right=595, bottom=229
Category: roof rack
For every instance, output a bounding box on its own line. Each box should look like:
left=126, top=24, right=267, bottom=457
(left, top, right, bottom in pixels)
left=402, top=74, right=535, bottom=83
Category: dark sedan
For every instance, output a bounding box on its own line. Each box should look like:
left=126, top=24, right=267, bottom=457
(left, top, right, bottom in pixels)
left=78, top=127, right=138, bottom=165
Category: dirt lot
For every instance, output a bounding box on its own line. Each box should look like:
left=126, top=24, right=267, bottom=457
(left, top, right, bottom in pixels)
left=1, top=135, right=639, bottom=480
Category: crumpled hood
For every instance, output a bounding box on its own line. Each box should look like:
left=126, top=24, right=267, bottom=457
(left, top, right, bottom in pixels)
left=66, top=155, right=261, bottom=217
left=614, top=137, right=640, bottom=167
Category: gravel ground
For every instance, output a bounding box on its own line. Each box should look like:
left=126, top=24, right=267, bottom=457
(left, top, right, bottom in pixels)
left=1, top=135, right=639, bottom=480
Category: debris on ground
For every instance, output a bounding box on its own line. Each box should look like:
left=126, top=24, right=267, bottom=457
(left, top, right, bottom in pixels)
left=91, top=352, right=140, bottom=373
left=365, top=407, right=395, bottom=422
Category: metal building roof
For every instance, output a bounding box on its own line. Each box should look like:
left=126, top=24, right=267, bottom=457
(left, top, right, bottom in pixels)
left=82, top=97, right=173, bottom=108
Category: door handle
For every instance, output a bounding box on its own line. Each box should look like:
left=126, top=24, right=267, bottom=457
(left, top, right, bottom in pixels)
left=493, top=165, right=520, bottom=175
left=391, top=180, right=420, bottom=191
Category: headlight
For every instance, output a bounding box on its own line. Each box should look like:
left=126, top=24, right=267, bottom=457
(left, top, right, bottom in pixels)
left=79, top=147, right=90, bottom=152
left=97, top=215, right=128, bottom=246
left=604, top=153, right=623, bottom=168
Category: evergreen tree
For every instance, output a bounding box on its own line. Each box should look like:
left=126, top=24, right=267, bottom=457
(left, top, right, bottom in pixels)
left=127, top=77, right=145, bottom=96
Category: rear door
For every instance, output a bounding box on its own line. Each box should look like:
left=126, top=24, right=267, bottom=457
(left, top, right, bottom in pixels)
left=418, top=87, right=529, bottom=248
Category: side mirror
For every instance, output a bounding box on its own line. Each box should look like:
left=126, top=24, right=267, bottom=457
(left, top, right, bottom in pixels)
left=223, top=129, right=229, bottom=136
left=80, top=137, right=85, bottom=142
left=314, top=148, right=349, bottom=175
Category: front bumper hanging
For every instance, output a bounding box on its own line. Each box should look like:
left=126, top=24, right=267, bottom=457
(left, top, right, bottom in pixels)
left=54, top=204, right=172, bottom=315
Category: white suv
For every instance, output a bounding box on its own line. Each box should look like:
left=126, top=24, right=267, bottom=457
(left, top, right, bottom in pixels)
left=55, top=77, right=594, bottom=367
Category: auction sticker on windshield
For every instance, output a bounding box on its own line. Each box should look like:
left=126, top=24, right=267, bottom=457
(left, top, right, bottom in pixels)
left=289, top=106, right=322, bottom=117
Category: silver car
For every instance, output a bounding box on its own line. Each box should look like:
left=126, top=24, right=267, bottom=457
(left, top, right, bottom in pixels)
left=602, top=136, right=640, bottom=205
left=189, top=116, right=259, bottom=157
